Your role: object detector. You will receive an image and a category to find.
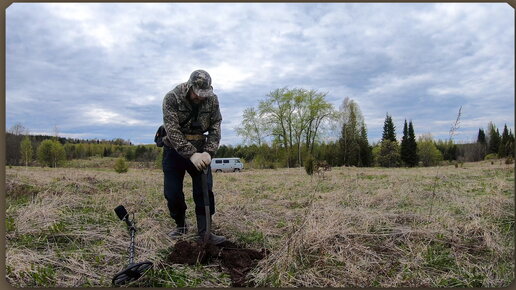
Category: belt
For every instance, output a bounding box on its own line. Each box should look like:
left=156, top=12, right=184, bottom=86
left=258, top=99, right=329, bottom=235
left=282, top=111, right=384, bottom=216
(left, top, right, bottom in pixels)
left=185, top=134, right=207, bottom=141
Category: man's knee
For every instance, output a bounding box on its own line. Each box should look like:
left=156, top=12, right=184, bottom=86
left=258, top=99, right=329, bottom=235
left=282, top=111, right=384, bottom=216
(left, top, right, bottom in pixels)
left=170, top=201, right=188, bottom=213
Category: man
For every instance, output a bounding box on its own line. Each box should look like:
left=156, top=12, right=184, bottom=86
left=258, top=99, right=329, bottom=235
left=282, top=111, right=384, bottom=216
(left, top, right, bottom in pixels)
left=162, top=69, right=226, bottom=245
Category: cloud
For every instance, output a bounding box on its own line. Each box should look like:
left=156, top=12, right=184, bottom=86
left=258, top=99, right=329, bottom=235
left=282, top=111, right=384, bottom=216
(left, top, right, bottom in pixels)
left=206, top=63, right=254, bottom=91
left=6, top=3, right=514, bottom=146
left=83, top=107, right=149, bottom=126
left=129, top=95, right=159, bottom=107
left=367, top=73, right=435, bottom=96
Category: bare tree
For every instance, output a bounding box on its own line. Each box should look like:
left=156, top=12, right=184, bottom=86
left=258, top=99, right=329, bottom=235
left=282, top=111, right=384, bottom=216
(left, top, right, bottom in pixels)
left=9, top=122, right=28, bottom=135
left=52, top=125, right=60, bottom=138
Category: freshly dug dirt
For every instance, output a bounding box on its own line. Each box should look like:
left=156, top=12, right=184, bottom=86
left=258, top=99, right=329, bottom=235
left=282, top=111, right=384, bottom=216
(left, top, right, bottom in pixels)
left=165, top=240, right=269, bottom=287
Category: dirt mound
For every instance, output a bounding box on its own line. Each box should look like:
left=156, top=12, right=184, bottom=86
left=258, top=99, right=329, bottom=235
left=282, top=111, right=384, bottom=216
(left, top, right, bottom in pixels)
left=165, top=240, right=269, bottom=287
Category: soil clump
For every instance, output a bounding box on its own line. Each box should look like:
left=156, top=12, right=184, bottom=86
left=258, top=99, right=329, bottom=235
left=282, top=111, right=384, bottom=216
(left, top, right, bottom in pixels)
left=165, top=240, right=269, bottom=287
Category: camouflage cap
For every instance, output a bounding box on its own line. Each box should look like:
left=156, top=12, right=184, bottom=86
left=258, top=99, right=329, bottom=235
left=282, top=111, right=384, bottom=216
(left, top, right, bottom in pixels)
left=188, top=70, right=215, bottom=98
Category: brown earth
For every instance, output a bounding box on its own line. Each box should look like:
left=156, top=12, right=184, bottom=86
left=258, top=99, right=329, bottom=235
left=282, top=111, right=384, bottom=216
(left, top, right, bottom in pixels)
left=165, top=240, right=269, bottom=287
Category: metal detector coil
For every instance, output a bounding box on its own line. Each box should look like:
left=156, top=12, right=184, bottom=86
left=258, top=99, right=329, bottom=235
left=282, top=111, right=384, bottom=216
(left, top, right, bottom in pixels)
left=112, top=205, right=153, bottom=286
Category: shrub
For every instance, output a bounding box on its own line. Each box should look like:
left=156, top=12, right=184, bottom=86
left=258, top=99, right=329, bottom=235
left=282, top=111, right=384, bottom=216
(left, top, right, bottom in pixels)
left=114, top=157, right=129, bottom=173
left=418, top=140, right=443, bottom=167
left=304, top=155, right=314, bottom=175
left=37, top=139, right=65, bottom=167
left=154, top=149, right=163, bottom=170
left=484, top=153, right=498, bottom=160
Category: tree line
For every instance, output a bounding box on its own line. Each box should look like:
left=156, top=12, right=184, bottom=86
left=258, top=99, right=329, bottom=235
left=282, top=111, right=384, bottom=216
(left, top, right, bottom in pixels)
left=6, top=130, right=161, bottom=167
left=6, top=88, right=514, bottom=168
left=229, top=88, right=514, bottom=168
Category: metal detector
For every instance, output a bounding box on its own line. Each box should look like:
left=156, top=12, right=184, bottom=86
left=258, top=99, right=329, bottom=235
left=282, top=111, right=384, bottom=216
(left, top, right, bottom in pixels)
left=112, top=205, right=153, bottom=286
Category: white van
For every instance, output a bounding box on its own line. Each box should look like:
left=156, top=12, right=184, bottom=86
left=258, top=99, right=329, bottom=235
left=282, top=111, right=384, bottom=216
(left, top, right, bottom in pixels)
left=211, top=158, right=244, bottom=172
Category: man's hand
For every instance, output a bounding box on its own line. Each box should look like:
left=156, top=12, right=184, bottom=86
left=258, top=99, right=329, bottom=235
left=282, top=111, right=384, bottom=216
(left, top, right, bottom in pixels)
left=190, top=152, right=212, bottom=171
left=200, top=152, right=211, bottom=168
left=190, top=153, right=205, bottom=171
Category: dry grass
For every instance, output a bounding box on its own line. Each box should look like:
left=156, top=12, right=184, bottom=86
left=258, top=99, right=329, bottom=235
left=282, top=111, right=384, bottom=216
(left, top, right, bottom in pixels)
left=5, top=160, right=514, bottom=287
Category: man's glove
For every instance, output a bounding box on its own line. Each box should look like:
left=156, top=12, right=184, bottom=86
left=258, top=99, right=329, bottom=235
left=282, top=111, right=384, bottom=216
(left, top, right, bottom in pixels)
left=190, top=153, right=205, bottom=171
left=200, top=152, right=211, bottom=168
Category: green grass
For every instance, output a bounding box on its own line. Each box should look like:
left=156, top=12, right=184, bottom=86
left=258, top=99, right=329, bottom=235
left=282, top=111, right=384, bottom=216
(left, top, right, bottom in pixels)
left=360, top=174, right=388, bottom=180
left=236, top=229, right=266, bottom=246
left=424, top=241, right=456, bottom=271
left=141, top=267, right=202, bottom=287
left=6, top=217, right=16, bottom=232
left=434, top=265, right=487, bottom=287
left=21, top=265, right=57, bottom=287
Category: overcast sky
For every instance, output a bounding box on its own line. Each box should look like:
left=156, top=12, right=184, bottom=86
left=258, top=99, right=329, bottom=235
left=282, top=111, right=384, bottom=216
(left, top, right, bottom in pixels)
left=6, top=3, right=514, bottom=145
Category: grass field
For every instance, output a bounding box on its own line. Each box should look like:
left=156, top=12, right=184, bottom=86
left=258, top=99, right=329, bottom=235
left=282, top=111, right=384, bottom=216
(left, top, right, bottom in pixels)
left=5, top=159, right=515, bottom=287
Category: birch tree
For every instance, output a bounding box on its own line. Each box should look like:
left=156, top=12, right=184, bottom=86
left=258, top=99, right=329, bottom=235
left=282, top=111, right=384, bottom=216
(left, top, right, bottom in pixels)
left=20, top=136, right=33, bottom=167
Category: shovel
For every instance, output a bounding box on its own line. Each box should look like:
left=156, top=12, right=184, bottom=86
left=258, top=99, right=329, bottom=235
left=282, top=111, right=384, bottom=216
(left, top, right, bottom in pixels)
left=201, top=168, right=211, bottom=244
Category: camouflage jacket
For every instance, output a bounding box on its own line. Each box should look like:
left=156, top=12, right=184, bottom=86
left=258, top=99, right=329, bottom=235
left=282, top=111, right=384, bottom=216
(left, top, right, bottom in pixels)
left=162, top=82, right=222, bottom=159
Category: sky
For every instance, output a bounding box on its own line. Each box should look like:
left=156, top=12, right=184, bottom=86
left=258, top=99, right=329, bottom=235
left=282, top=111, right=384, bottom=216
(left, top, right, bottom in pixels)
left=6, top=3, right=515, bottom=145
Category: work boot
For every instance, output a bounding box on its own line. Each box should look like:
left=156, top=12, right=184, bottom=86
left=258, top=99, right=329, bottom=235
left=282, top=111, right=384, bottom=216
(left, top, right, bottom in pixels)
left=168, top=217, right=188, bottom=239
left=196, top=214, right=226, bottom=245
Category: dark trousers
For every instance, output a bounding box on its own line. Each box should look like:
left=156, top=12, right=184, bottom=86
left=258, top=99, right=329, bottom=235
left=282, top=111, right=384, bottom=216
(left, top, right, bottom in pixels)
left=162, top=146, right=215, bottom=226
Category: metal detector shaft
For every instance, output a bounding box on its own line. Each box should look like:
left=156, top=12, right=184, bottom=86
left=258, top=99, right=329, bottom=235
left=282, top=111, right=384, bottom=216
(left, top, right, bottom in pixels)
left=112, top=206, right=153, bottom=286
left=201, top=168, right=211, bottom=244
left=128, top=226, right=136, bottom=265
left=120, top=212, right=137, bottom=265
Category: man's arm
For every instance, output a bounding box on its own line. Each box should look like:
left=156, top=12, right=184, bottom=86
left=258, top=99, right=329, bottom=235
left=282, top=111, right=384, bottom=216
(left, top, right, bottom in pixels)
left=163, top=91, right=197, bottom=159
left=203, top=95, right=222, bottom=157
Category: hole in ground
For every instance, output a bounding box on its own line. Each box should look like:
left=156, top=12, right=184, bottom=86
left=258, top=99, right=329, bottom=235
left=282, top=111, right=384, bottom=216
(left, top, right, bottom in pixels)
left=164, top=240, right=269, bottom=287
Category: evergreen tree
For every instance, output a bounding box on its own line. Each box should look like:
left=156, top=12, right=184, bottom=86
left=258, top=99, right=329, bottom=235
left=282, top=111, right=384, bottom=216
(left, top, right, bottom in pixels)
left=435, top=140, right=457, bottom=161
left=406, top=121, right=419, bottom=166
left=477, top=128, right=486, bottom=144
left=400, top=120, right=409, bottom=166
left=339, top=103, right=360, bottom=166
left=359, top=126, right=372, bottom=166
left=382, top=113, right=396, bottom=142
left=509, top=130, right=515, bottom=157
left=476, top=128, right=487, bottom=160
left=499, top=124, right=511, bottom=158
left=114, top=157, right=129, bottom=173
left=339, top=98, right=369, bottom=167
left=487, top=122, right=501, bottom=155
left=377, top=140, right=400, bottom=167
left=377, top=113, right=400, bottom=167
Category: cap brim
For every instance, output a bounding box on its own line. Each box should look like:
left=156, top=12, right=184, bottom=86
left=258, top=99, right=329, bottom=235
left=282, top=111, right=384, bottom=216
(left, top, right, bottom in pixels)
left=192, top=87, right=214, bottom=98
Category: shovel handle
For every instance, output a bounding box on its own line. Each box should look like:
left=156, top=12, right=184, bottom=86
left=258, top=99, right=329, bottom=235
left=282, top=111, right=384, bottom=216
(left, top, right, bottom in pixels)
left=201, top=168, right=211, bottom=243
left=201, top=169, right=210, bottom=207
